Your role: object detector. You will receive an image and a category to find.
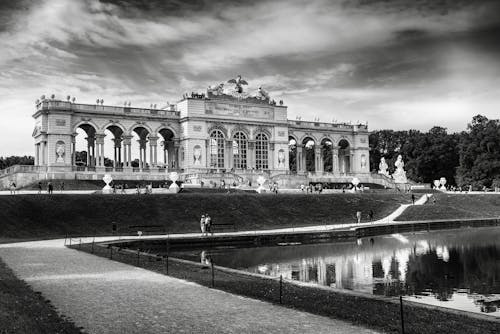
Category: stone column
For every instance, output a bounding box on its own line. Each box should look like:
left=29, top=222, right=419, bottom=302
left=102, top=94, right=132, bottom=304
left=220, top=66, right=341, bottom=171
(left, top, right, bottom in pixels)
left=122, top=135, right=132, bottom=169
left=86, top=135, right=95, bottom=167
left=71, top=136, right=76, bottom=166
left=205, top=139, right=211, bottom=169
left=315, top=145, right=323, bottom=173
left=173, top=140, right=180, bottom=169
left=34, top=144, right=39, bottom=166
left=95, top=134, right=105, bottom=168
left=138, top=138, right=148, bottom=169
left=269, top=143, right=275, bottom=170
left=332, top=146, right=339, bottom=174
left=296, top=144, right=304, bottom=172
left=248, top=140, right=255, bottom=169
left=149, top=136, right=158, bottom=168
left=350, top=151, right=355, bottom=174
left=226, top=140, right=233, bottom=170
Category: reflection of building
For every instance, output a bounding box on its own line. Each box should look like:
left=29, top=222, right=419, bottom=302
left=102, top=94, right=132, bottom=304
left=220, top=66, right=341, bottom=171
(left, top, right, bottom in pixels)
left=4, top=77, right=400, bottom=189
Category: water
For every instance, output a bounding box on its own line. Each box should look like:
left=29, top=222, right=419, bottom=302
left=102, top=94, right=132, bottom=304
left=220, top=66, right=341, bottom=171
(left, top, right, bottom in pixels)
left=174, top=227, right=500, bottom=317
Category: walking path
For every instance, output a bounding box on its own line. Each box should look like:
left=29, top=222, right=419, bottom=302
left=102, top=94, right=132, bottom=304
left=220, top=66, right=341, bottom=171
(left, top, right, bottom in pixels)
left=0, top=240, right=379, bottom=334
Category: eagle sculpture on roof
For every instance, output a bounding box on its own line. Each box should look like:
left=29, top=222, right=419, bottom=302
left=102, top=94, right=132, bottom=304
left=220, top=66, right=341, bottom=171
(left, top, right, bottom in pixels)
left=227, top=75, right=248, bottom=93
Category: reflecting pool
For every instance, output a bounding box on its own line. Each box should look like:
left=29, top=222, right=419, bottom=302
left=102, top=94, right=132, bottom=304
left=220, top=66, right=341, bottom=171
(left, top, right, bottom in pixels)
left=174, top=227, right=500, bottom=317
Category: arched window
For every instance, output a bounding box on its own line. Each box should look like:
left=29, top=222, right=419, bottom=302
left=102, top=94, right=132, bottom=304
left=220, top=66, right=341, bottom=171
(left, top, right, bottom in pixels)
left=233, top=132, right=247, bottom=169
left=255, top=133, right=269, bottom=170
left=210, top=130, right=225, bottom=168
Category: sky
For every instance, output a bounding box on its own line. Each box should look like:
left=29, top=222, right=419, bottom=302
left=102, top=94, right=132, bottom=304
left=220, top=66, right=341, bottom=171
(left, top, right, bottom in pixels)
left=1, top=0, right=500, bottom=156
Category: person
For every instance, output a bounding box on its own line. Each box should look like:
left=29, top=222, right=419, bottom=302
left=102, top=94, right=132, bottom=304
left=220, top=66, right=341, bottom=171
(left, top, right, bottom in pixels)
left=200, top=215, right=206, bottom=235
left=10, top=182, right=16, bottom=194
left=300, top=184, right=305, bottom=192
left=60, top=181, right=65, bottom=192
left=411, top=194, right=415, bottom=205
left=205, top=214, right=212, bottom=234
left=37, top=181, right=42, bottom=194
left=356, top=211, right=362, bottom=224
left=48, top=182, right=53, bottom=194
left=368, top=210, right=374, bottom=221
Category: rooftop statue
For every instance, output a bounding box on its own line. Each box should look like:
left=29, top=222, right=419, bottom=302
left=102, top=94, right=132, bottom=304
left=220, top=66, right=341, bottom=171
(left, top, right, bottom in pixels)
left=257, top=86, right=270, bottom=101
left=207, top=83, right=224, bottom=96
left=228, top=75, right=248, bottom=94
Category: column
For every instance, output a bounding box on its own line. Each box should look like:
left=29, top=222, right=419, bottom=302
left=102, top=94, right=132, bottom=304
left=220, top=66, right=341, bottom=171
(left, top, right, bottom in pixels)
left=269, top=143, right=275, bottom=170
left=248, top=140, right=255, bottom=169
left=138, top=138, right=147, bottom=169
left=226, top=140, right=233, bottom=170
left=71, top=137, right=76, bottom=166
left=205, top=139, right=210, bottom=169
left=95, top=134, right=105, bottom=167
left=315, top=145, right=323, bottom=173
left=122, top=135, right=132, bottom=168
left=86, top=135, right=95, bottom=167
left=296, top=144, right=303, bottom=172
left=350, top=151, right=355, bottom=174
left=173, top=140, right=180, bottom=169
left=149, top=136, right=158, bottom=168
left=332, top=146, right=339, bottom=174
left=35, top=144, right=39, bottom=166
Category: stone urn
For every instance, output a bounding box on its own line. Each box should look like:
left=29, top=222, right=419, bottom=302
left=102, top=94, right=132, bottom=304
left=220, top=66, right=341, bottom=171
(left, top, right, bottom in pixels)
left=169, top=172, right=180, bottom=193
left=256, top=175, right=266, bottom=194
left=102, top=174, right=113, bottom=194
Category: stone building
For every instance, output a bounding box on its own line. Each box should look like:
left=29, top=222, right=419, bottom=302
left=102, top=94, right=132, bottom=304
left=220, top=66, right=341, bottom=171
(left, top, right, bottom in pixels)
left=4, top=77, right=395, bottom=188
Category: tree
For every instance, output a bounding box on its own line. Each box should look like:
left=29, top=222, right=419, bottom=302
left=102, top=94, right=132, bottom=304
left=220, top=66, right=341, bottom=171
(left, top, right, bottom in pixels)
left=456, top=115, right=500, bottom=188
left=0, top=156, right=34, bottom=169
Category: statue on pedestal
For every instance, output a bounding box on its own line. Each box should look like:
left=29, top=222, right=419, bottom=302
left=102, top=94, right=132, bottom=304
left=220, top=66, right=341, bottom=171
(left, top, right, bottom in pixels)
left=392, top=155, right=408, bottom=183
left=378, top=157, right=389, bottom=177
left=228, top=75, right=248, bottom=94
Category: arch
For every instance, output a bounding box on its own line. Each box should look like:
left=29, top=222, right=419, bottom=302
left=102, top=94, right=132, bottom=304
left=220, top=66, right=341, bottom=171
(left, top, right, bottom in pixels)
left=302, top=136, right=316, bottom=172
left=209, top=129, right=225, bottom=168
left=232, top=131, right=247, bottom=169
left=338, top=138, right=350, bottom=173
left=230, top=125, right=250, bottom=139
left=130, top=123, right=153, bottom=137
left=207, top=123, right=228, bottom=138
left=253, top=127, right=272, bottom=140
left=288, top=136, right=297, bottom=173
left=255, top=133, right=269, bottom=170
left=102, top=122, right=126, bottom=134
left=155, top=125, right=177, bottom=139
left=321, top=138, right=333, bottom=172
left=74, top=122, right=98, bottom=168
left=104, top=125, right=124, bottom=168
left=299, top=133, right=318, bottom=145
left=158, top=128, right=175, bottom=168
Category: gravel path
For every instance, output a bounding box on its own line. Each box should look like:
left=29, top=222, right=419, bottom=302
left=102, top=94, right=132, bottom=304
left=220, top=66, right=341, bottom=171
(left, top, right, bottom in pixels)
left=0, top=240, right=380, bottom=334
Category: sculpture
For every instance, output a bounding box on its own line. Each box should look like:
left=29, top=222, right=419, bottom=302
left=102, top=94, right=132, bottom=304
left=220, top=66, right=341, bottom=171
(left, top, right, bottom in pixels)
left=278, top=150, right=285, bottom=168
left=256, top=175, right=266, bottom=194
left=257, top=86, right=270, bottom=101
left=392, top=155, right=408, bottom=183
left=227, top=75, right=248, bottom=94
left=102, top=174, right=113, bottom=194
left=378, top=157, right=389, bottom=176
left=56, top=142, right=65, bottom=163
left=169, top=171, right=180, bottom=193
left=207, top=83, right=224, bottom=96
left=193, top=146, right=202, bottom=166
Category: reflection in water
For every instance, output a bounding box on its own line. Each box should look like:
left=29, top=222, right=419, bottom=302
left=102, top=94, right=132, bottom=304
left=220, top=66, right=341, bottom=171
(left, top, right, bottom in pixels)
left=191, top=227, right=500, bottom=317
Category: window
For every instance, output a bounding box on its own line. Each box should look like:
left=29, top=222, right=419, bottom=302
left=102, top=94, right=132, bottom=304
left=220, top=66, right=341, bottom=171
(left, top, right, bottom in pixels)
left=255, top=133, right=269, bottom=170
left=210, top=130, right=225, bottom=168
left=233, top=132, right=247, bottom=169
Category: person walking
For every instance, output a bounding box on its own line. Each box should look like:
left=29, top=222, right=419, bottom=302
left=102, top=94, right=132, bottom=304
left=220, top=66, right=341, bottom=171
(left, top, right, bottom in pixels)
left=10, top=182, right=16, bottom=194
left=200, top=215, right=206, bottom=235
left=37, top=181, right=42, bottom=194
left=60, top=181, right=65, bottom=193
left=356, top=211, right=362, bottom=224
left=368, top=210, right=374, bottom=221
left=48, top=182, right=53, bottom=194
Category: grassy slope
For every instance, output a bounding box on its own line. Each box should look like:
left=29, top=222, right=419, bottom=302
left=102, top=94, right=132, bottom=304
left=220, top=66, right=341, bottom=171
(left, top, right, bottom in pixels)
left=396, top=194, right=500, bottom=221
left=0, top=258, right=82, bottom=333
left=0, top=193, right=410, bottom=239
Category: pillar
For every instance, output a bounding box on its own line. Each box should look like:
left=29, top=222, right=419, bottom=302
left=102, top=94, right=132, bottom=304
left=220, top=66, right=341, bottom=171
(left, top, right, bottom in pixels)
left=95, top=134, right=105, bottom=167
left=138, top=138, right=147, bottom=169
left=205, top=139, right=211, bottom=169
left=71, top=136, right=76, bottom=166
left=173, top=140, right=180, bottom=169
left=269, top=143, right=275, bottom=170
left=248, top=140, right=255, bottom=169
left=296, top=144, right=303, bottom=172
left=148, top=136, right=158, bottom=168
left=226, top=140, right=233, bottom=170
left=315, top=145, right=323, bottom=173
left=332, top=146, right=339, bottom=174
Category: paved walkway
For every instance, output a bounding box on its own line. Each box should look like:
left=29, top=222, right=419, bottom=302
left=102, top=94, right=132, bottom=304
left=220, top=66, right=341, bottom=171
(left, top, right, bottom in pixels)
left=0, top=240, right=379, bottom=334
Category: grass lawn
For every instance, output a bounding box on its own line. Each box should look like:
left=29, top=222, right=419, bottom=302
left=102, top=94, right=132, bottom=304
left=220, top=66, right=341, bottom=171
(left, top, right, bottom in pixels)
left=396, top=193, right=500, bottom=221
left=0, top=258, right=82, bottom=334
left=0, top=193, right=411, bottom=240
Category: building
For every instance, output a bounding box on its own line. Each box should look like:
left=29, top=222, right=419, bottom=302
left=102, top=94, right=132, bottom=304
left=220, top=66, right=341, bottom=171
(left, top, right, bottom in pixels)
left=3, top=77, right=395, bottom=189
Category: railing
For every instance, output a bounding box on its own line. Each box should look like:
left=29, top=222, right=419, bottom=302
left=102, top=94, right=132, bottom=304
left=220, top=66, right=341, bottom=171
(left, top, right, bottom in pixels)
left=36, top=100, right=180, bottom=118
left=287, top=120, right=368, bottom=130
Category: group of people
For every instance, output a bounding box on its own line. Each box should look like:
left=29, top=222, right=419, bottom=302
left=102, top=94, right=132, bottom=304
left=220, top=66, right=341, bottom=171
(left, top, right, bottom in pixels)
left=200, top=214, right=212, bottom=235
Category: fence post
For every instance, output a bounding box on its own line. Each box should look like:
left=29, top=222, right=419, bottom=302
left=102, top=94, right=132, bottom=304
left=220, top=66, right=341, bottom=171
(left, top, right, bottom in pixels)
left=279, top=275, right=283, bottom=304
left=211, top=261, right=215, bottom=288
left=400, top=296, right=405, bottom=334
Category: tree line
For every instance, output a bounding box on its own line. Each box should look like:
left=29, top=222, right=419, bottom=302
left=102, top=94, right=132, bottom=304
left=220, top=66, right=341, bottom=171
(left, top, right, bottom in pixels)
left=370, top=115, right=500, bottom=188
